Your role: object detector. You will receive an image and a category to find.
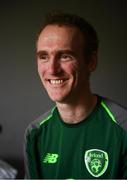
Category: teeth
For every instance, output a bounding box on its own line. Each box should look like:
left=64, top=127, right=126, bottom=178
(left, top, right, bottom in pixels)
left=50, top=80, right=63, bottom=84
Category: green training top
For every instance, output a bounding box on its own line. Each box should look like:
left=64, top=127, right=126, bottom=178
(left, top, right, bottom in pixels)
left=24, top=96, right=127, bottom=179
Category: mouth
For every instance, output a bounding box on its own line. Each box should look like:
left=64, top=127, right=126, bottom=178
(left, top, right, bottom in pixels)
left=47, top=79, right=68, bottom=85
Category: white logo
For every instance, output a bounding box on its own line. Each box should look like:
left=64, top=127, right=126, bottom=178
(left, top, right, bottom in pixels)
left=84, top=149, right=109, bottom=177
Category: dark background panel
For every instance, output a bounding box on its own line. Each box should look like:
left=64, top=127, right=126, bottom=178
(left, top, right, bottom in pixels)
left=0, top=0, right=127, bottom=178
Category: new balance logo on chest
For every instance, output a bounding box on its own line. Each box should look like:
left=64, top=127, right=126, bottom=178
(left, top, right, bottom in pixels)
left=43, top=153, right=59, bottom=164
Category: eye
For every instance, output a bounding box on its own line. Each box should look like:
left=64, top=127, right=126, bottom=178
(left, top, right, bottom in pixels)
left=37, top=53, right=49, bottom=62
left=60, top=54, right=73, bottom=61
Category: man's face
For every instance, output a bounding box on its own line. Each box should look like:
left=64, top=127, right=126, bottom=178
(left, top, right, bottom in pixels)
left=37, top=25, right=97, bottom=103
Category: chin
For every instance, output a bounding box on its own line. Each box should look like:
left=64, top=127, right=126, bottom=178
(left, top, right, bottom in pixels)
left=48, top=93, right=67, bottom=103
left=50, top=96, right=65, bottom=103
left=47, top=89, right=72, bottom=103
left=50, top=93, right=73, bottom=104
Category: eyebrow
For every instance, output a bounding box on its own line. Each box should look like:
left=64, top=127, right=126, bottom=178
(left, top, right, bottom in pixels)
left=36, top=50, right=76, bottom=56
left=36, top=50, right=48, bottom=56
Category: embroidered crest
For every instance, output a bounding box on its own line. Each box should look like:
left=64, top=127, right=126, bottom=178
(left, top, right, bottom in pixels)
left=84, top=149, right=109, bottom=177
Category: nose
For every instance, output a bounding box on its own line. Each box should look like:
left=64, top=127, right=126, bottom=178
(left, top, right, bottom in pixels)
left=48, top=58, right=61, bottom=75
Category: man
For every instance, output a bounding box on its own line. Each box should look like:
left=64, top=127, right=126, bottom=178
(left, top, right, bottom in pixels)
left=24, top=12, right=127, bottom=179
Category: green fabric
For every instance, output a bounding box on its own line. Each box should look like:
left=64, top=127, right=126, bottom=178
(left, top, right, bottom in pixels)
left=101, top=101, right=117, bottom=123
left=25, top=97, right=127, bottom=179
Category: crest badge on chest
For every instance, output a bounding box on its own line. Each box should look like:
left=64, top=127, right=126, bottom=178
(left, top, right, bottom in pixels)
left=84, top=149, right=109, bottom=177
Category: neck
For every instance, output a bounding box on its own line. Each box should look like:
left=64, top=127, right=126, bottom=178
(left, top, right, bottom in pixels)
left=56, top=93, right=97, bottom=124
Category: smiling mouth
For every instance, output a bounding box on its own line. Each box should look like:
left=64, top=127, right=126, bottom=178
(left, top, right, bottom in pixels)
left=47, top=79, right=67, bottom=85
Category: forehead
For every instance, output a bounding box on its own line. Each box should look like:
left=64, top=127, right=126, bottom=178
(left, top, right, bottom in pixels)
left=37, top=25, right=84, bottom=48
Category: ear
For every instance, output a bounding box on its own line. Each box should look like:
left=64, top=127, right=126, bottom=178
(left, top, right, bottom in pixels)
left=88, top=51, right=98, bottom=73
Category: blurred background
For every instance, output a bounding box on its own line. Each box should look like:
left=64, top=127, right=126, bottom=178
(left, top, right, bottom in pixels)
left=0, top=0, right=127, bottom=178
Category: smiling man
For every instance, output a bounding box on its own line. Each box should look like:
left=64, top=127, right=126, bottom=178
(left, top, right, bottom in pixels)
left=24, top=12, right=127, bottom=179
left=37, top=24, right=96, bottom=105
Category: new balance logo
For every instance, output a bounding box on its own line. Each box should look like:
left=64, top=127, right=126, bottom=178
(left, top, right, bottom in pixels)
left=43, top=153, right=59, bottom=163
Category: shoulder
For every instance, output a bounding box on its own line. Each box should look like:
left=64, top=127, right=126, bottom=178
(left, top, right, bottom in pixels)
left=100, top=96, right=127, bottom=132
left=25, top=106, right=56, bottom=138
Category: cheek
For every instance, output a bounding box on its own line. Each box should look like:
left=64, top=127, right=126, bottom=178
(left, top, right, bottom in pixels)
left=63, top=62, right=78, bottom=76
left=37, top=64, right=42, bottom=76
left=37, top=65, right=45, bottom=82
left=37, top=62, right=45, bottom=75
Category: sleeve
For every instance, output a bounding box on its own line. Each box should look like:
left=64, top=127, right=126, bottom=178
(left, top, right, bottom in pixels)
left=24, top=127, right=40, bottom=179
left=121, top=132, right=127, bottom=179
left=102, top=97, right=127, bottom=178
